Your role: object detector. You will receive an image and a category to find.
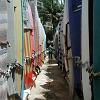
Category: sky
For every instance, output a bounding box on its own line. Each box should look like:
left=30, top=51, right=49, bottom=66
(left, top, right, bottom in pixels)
left=58, top=0, right=64, bottom=4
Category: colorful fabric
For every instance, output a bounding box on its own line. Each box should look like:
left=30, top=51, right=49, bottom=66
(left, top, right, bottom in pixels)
left=24, top=71, right=36, bottom=89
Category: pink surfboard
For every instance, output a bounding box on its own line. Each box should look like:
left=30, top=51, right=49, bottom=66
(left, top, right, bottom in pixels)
left=27, top=3, right=35, bottom=55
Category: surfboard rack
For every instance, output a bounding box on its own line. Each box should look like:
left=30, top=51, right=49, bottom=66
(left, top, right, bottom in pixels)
left=0, top=61, right=23, bottom=79
left=86, top=67, right=100, bottom=81
left=0, top=41, right=11, bottom=49
left=15, top=62, right=23, bottom=70
left=7, top=60, right=24, bottom=70
left=74, top=56, right=81, bottom=65
left=0, top=68, right=10, bottom=78
left=0, top=62, right=18, bottom=78
left=25, top=57, right=32, bottom=65
left=67, top=56, right=81, bottom=66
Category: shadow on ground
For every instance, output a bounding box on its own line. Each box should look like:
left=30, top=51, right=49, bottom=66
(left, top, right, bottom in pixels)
left=39, top=59, right=70, bottom=100
left=30, top=59, right=81, bottom=100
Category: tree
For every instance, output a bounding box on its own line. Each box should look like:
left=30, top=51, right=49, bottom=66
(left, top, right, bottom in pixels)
left=37, top=0, right=64, bottom=44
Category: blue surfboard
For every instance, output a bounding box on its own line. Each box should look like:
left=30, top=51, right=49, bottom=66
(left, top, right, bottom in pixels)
left=68, top=0, right=82, bottom=98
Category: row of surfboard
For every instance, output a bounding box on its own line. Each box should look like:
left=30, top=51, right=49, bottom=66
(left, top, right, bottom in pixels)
left=0, top=0, right=46, bottom=100
left=54, top=0, right=100, bottom=100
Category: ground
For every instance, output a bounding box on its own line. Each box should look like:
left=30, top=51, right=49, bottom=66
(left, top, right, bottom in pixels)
left=24, top=58, right=80, bottom=100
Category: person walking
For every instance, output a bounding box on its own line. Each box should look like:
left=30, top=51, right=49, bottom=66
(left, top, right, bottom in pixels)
left=48, top=45, right=53, bottom=59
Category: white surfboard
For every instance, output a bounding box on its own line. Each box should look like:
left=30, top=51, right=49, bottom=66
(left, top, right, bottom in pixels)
left=7, top=0, right=17, bottom=97
left=81, top=0, right=92, bottom=99
left=63, top=0, right=74, bottom=99
left=7, top=0, right=16, bottom=64
left=0, top=0, right=8, bottom=70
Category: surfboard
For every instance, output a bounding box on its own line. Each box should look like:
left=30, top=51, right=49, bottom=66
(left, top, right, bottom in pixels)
left=81, top=0, right=92, bottom=99
left=53, top=32, right=59, bottom=61
left=58, top=17, right=64, bottom=69
left=7, top=0, right=17, bottom=99
left=23, top=0, right=32, bottom=89
left=89, top=0, right=93, bottom=99
left=68, top=0, right=82, bottom=98
left=42, top=23, right=46, bottom=61
left=0, top=1, right=8, bottom=99
left=34, top=5, right=40, bottom=66
left=93, top=0, right=100, bottom=99
left=7, top=0, right=15, bottom=64
left=23, top=1, right=37, bottom=91
left=14, top=0, right=24, bottom=98
left=28, top=1, right=38, bottom=66
left=43, top=27, right=46, bottom=59
left=63, top=1, right=74, bottom=97
left=66, top=22, right=74, bottom=99
left=38, top=18, right=45, bottom=65
left=24, top=29, right=32, bottom=89
left=28, top=3, right=35, bottom=56
left=0, top=0, right=8, bottom=70
left=59, top=15, right=66, bottom=71
left=63, top=0, right=68, bottom=72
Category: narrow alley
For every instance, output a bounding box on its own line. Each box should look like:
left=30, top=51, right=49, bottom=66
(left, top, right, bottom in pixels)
left=29, top=59, right=69, bottom=100
left=0, top=0, right=100, bottom=100
left=23, top=57, right=79, bottom=100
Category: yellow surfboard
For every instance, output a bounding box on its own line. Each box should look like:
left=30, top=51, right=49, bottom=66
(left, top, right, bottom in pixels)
left=14, top=0, right=24, bottom=98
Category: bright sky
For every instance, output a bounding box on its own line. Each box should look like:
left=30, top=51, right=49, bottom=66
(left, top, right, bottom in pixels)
left=58, top=0, right=64, bottom=4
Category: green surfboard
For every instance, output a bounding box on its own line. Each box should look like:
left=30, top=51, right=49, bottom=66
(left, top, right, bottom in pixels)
left=93, top=0, right=100, bottom=99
